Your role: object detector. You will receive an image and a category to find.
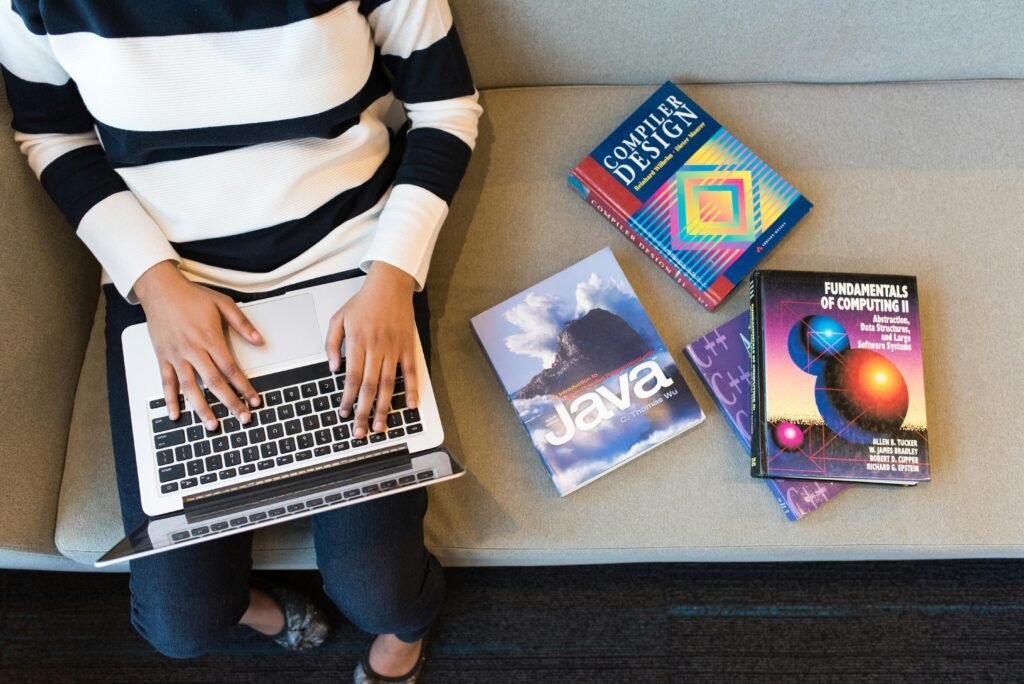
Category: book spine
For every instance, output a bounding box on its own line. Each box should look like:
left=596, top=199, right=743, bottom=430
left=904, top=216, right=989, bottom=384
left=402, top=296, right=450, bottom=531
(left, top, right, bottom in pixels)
left=569, top=169, right=670, bottom=274
left=748, top=272, right=767, bottom=477
left=569, top=168, right=720, bottom=311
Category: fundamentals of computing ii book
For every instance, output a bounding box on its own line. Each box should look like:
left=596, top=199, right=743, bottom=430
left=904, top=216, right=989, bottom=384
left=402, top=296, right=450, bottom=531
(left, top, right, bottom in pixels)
left=685, top=310, right=850, bottom=520
left=470, top=248, right=705, bottom=496
left=569, top=82, right=812, bottom=311
left=750, top=270, right=930, bottom=485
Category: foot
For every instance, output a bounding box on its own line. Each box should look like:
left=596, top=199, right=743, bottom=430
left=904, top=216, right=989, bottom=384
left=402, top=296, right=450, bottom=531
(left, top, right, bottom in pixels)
left=241, top=583, right=330, bottom=651
left=370, top=635, right=423, bottom=677
left=240, top=588, right=285, bottom=636
left=354, top=634, right=425, bottom=683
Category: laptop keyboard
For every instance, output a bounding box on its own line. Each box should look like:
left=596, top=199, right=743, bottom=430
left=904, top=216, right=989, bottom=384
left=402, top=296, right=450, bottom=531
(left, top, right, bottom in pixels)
left=150, top=361, right=423, bottom=495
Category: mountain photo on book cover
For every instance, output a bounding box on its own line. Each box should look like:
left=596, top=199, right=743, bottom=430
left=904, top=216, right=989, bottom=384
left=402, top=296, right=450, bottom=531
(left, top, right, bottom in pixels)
left=471, top=249, right=704, bottom=495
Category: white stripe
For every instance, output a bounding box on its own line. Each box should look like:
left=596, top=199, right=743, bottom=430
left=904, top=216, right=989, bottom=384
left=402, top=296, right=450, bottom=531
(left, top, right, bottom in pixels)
left=115, top=99, right=393, bottom=241
left=48, top=3, right=374, bottom=131
left=360, top=183, right=448, bottom=289
left=77, top=191, right=180, bottom=301
left=368, top=0, right=453, bottom=58
left=0, top=6, right=69, bottom=84
left=406, top=91, right=482, bottom=148
left=13, top=130, right=100, bottom=176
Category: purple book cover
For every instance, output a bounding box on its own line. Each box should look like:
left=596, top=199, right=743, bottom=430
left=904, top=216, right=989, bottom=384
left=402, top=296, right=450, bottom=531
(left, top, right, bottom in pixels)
left=685, top=310, right=849, bottom=520
left=751, top=270, right=930, bottom=484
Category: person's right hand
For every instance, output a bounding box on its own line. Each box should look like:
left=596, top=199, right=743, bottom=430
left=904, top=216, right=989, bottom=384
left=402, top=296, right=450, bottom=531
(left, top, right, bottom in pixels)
left=133, top=260, right=263, bottom=430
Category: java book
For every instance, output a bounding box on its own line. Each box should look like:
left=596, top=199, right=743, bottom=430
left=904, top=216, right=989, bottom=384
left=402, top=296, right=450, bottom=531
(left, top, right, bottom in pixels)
left=569, top=82, right=812, bottom=311
left=685, top=311, right=850, bottom=520
left=470, top=248, right=705, bottom=496
left=750, top=270, right=929, bottom=484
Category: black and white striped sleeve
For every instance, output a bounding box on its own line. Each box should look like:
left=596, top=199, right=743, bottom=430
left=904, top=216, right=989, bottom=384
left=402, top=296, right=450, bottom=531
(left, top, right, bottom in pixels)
left=0, top=4, right=178, bottom=301
left=358, top=0, right=482, bottom=288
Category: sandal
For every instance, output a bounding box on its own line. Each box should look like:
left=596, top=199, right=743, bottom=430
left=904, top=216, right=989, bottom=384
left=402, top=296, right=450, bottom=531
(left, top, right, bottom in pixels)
left=255, top=580, right=331, bottom=652
left=353, top=635, right=427, bottom=683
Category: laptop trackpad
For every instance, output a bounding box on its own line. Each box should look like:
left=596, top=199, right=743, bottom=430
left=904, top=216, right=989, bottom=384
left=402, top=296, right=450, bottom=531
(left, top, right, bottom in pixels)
left=227, top=293, right=323, bottom=372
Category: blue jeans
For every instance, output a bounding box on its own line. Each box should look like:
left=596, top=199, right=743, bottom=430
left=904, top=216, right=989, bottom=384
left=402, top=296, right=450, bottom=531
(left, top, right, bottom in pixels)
left=104, top=270, right=443, bottom=659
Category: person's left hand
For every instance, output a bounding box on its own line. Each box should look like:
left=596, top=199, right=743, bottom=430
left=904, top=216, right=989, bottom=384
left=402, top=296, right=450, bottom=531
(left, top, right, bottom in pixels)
left=325, top=262, right=420, bottom=439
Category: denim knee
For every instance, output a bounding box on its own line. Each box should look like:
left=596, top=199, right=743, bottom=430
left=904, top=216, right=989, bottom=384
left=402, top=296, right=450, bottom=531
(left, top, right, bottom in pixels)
left=130, top=592, right=244, bottom=659
left=321, top=551, right=444, bottom=641
left=128, top=566, right=250, bottom=659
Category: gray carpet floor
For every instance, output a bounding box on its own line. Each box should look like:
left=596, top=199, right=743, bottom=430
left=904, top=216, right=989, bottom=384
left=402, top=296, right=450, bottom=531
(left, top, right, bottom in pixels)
left=2, top=560, right=1023, bottom=683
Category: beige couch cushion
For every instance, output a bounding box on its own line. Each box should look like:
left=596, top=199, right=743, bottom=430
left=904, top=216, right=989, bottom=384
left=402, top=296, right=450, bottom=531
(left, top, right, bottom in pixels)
left=0, top=76, right=101, bottom=567
left=451, top=0, right=1024, bottom=87
left=57, top=80, right=1024, bottom=567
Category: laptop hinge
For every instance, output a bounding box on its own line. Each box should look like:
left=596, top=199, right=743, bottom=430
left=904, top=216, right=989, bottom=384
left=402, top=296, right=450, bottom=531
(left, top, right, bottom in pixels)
left=180, top=444, right=411, bottom=518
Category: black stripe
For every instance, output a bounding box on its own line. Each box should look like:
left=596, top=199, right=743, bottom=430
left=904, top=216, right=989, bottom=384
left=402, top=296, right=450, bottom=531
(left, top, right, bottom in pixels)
left=13, top=0, right=353, bottom=37
left=97, top=60, right=392, bottom=168
left=170, top=131, right=405, bottom=272
left=10, top=1, right=45, bottom=34
left=382, top=27, right=475, bottom=104
left=357, top=0, right=391, bottom=15
left=39, top=146, right=128, bottom=227
left=394, top=127, right=471, bottom=204
left=1, top=67, right=94, bottom=134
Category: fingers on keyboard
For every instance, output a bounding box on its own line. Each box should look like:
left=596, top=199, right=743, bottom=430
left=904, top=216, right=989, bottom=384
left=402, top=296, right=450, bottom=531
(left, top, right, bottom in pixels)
left=154, top=361, right=424, bottom=493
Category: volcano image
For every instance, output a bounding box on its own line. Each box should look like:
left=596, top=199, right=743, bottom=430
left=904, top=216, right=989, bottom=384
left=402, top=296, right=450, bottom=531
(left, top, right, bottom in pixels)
left=513, top=308, right=652, bottom=400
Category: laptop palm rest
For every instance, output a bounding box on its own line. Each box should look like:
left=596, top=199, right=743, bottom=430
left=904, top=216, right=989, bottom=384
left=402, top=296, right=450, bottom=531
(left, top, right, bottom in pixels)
left=227, top=292, right=323, bottom=372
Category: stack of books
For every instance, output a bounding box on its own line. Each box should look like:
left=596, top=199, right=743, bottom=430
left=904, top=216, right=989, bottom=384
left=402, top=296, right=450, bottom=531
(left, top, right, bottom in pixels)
left=685, top=270, right=929, bottom=521
left=470, top=82, right=929, bottom=519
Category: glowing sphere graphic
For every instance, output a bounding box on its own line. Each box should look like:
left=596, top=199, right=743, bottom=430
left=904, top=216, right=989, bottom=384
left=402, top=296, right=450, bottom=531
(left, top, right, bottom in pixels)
left=788, top=315, right=850, bottom=375
left=772, top=421, right=805, bottom=451
left=815, top=349, right=909, bottom=444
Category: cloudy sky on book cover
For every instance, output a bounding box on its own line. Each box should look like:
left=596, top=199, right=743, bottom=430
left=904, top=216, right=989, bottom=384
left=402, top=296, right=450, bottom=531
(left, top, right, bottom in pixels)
left=471, top=248, right=704, bottom=495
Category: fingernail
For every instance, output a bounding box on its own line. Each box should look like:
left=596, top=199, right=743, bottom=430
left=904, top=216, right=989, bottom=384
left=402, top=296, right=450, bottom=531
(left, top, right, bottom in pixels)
left=329, top=361, right=338, bottom=373
left=207, top=420, right=218, bottom=430
left=374, top=421, right=384, bottom=432
left=251, top=331, right=263, bottom=342
left=409, top=400, right=418, bottom=409
left=240, top=412, right=251, bottom=424
left=339, top=409, right=349, bottom=418
left=355, top=427, right=364, bottom=438
left=249, top=396, right=261, bottom=408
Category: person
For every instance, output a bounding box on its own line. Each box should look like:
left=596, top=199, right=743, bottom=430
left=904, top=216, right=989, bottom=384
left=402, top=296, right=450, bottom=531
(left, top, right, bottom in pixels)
left=0, top=1, right=481, bottom=680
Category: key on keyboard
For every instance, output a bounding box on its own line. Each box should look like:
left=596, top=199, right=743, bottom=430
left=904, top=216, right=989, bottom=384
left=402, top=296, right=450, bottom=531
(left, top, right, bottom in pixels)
left=150, top=361, right=422, bottom=494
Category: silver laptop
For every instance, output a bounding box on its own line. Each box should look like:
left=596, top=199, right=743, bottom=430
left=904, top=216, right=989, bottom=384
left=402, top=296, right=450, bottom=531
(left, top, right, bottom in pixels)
left=96, top=274, right=463, bottom=567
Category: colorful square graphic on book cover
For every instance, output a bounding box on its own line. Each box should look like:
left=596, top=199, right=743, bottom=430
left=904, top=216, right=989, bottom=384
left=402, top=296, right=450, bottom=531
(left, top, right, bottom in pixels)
left=471, top=249, right=705, bottom=495
left=570, top=82, right=813, bottom=310
left=633, top=127, right=803, bottom=292
left=672, top=168, right=756, bottom=250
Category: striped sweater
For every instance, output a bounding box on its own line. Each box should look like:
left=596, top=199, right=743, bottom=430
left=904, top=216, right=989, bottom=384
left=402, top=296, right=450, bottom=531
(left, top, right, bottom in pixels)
left=0, top=0, right=481, bottom=300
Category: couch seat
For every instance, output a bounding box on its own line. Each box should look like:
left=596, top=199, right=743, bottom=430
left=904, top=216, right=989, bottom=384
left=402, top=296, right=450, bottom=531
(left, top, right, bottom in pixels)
left=56, top=81, right=1024, bottom=567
